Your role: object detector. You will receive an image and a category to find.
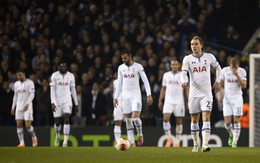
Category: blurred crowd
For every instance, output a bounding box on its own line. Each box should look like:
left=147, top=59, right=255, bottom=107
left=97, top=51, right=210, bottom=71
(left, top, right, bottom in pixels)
left=0, top=0, right=259, bottom=127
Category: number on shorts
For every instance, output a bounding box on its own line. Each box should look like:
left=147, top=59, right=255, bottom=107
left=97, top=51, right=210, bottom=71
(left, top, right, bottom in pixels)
left=206, top=101, right=212, bottom=110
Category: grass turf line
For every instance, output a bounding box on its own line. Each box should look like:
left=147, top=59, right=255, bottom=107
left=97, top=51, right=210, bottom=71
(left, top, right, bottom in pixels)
left=0, top=147, right=259, bottom=163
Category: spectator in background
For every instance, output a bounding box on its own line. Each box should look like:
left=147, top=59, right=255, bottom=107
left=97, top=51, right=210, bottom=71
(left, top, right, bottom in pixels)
left=86, top=82, right=108, bottom=126
left=35, top=78, right=52, bottom=126
left=0, top=81, right=14, bottom=126
left=72, top=85, right=87, bottom=127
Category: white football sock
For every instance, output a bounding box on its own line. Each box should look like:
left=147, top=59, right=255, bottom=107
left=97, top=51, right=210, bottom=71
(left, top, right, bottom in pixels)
left=17, top=128, right=24, bottom=145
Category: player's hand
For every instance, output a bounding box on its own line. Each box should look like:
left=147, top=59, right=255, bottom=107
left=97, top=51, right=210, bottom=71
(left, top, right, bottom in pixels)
left=11, top=108, right=15, bottom=116
left=158, top=101, right=163, bottom=111
left=216, top=91, right=222, bottom=103
left=23, top=104, right=29, bottom=111
left=232, top=67, right=239, bottom=77
left=147, top=95, right=153, bottom=106
left=213, top=82, right=221, bottom=92
left=114, top=99, right=118, bottom=107
left=182, top=83, right=188, bottom=88
left=51, top=103, right=57, bottom=112
left=74, top=105, right=79, bottom=114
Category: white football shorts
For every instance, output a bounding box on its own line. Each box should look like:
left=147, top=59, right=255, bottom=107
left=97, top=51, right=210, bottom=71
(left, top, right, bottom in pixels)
left=188, top=96, right=213, bottom=114
left=113, top=106, right=123, bottom=121
left=53, top=102, right=72, bottom=118
left=15, top=108, right=33, bottom=121
left=163, top=103, right=185, bottom=117
left=223, top=96, right=243, bottom=117
left=122, top=96, right=142, bottom=114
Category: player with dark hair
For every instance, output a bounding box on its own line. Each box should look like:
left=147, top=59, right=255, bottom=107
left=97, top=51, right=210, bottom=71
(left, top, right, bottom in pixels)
left=50, top=61, right=78, bottom=147
left=114, top=50, right=153, bottom=146
left=11, top=69, right=38, bottom=147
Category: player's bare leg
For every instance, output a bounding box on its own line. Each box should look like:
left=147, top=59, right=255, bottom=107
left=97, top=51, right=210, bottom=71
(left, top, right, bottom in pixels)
left=25, top=121, right=37, bottom=147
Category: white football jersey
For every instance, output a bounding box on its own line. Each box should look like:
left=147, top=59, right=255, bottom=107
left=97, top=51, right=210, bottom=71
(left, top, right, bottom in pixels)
left=113, top=79, right=123, bottom=108
left=50, top=71, right=76, bottom=104
left=162, top=71, right=184, bottom=104
left=115, top=62, right=151, bottom=99
left=220, top=66, right=247, bottom=100
left=13, top=79, right=35, bottom=111
left=181, top=53, right=220, bottom=97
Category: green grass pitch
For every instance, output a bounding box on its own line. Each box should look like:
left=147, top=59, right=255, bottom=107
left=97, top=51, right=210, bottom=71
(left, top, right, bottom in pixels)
left=0, top=147, right=259, bottom=163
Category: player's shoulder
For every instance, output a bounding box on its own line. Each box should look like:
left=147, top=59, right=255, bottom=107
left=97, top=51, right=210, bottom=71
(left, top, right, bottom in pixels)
left=14, top=80, right=20, bottom=86
left=183, top=53, right=193, bottom=59
left=51, top=71, right=59, bottom=77
left=113, top=79, right=118, bottom=84
left=238, top=67, right=246, bottom=73
left=133, top=62, right=143, bottom=69
left=222, top=66, right=229, bottom=71
left=164, top=71, right=172, bottom=76
left=26, top=79, right=35, bottom=85
left=118, top=63, right=125, bottom=70
left=66, top=71, right=74, bottom=76
left=221, top=67, right=229, bottom=74
left=203, top=52, right=216, bottom=59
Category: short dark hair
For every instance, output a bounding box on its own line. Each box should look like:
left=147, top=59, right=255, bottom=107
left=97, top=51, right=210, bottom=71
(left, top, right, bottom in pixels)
left=16, top=69, right=25, bottom=74
left=58, top=59, right=67, bottom=66
left=121, top=49, right=132, bottom=57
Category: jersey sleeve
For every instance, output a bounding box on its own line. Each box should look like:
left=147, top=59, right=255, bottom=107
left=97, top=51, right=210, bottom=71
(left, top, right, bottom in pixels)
left=220, top=68, right=225, bottom=81
left=138, top=64, right=151, bottom=96
left=162, top=73, right=167, bottom=86
left=210, top=54, right=221, bottom=82
left=115, top=66, right=123, bottom=99
left=26, top=80, right=35, bottom=104
left=28, top=80, right=35, bottom=93
left=49, top=73, right=56, bottom=87
left=181, top=56, right=189, bottom=83
left=210, top=54, right=220, bottom=69
left=181, top=56, right=189, bottom=72
left=241, top=68, right=247, bottom=81
left=70, top=73, right=76, bottom=87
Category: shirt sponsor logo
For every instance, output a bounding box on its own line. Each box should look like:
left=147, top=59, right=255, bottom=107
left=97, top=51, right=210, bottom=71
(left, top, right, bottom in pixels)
left=227, top=79, right=238, bottom=83
left=123, top=74, right=135, bottom=78
left=17, top=89, right=26, bottom=93
left=168, top=80, right=180, bottom=85
left=192, top=66, right=207, bottom=73
left=58, top=82, right=69, bottom=86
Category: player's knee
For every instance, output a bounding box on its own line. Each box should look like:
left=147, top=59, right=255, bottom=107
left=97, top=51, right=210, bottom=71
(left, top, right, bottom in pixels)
left=63, top=114, right=70, bottom=124
left=55, top=118, right=62, bottom=126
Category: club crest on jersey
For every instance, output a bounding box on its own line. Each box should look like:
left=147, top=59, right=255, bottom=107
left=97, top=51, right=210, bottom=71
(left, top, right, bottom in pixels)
left=58, top=82, right=69, bottom=86
left=124, top=74, right=135, bottom=78
left=193, top=66, right=207, bottom=73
